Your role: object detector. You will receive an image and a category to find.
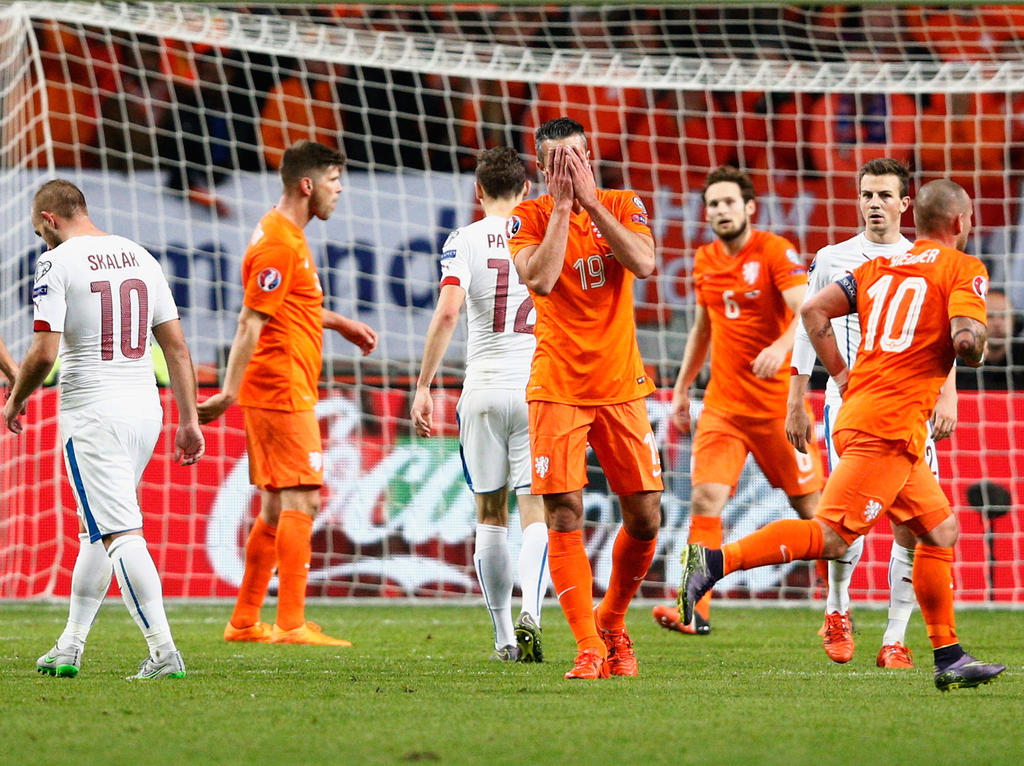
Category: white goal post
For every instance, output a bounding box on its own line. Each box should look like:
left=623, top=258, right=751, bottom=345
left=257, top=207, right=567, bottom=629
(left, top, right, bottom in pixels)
left=1, top=2, right=1022, bottom=606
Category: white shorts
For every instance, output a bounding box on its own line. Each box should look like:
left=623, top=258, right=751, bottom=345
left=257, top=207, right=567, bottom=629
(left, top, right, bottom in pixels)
left=59, top=400, right=162, bottom=543
left=823, top=397, right=939, bottom=478
left=456, top=387, right=531, bottom=495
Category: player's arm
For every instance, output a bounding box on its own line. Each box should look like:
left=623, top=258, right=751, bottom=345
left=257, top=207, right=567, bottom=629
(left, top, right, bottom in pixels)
left=322, top=308, right=377, bottom=356
left=802, top=280, right=853, bottom=395
left=152, top=319, right=204, bottom=465
left=931, top=366, right=958, bottom=441
left=752, top=283, right=806, bottom=379
left=411, top=284, right=466, bottom=438
left=197, top=306, right=270, bottom=424
left=3, top=330, right=59, bottom=434
left=671, top=304, right=712, bottom=434
left=514, top=147, right=574, bottom=296
left=951, top=315, right=987, bottom=368
left=0, top=332, right=18, bottom=384
left=565, top=146, right=655, bottom=278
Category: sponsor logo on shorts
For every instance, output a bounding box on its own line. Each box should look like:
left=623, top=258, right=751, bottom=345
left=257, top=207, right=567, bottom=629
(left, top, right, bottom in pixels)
left=309, top=451, right=323, bottom=471
left=506, top=216, right=521, bottom=238
left=257, top=267, right=282, bottom=292
left=973, top=275, right=988, bottom=298
left=534, top=456, right=550, bottom=478
left=863, top=498, right=882, bottom=522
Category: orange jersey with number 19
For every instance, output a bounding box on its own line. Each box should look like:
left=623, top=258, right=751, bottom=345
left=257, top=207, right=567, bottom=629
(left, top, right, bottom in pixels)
left=694, top=229, right=808, bottom=418
left=835, top=239, right=988, bottom=458
left=506, top=188, right=655, bottom=406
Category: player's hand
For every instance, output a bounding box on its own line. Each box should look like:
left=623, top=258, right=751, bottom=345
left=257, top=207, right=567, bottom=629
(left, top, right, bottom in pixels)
left=670, top=389, right=692, bottom=435
left=751, top=343, right=786, bottom=379
left=197, top=392, right=233, bottom=424
left=785, top=401, right=812, bottom=454
left=3, top=397, right=26, bottom=435
left=546, top=146, right=574, bottom=207
left=174, top=421, right=205, bottom=465
left=337, top=319, right=378, bottom=356
left=564, top=145, right=598, bottom=208
left=411, top=387, right=433, bottom=437
left=930, top=397, right=958, bottom=441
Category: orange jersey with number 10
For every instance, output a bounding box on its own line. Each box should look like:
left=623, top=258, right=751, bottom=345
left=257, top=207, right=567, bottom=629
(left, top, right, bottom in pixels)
left=506, top=188, right=655, bottom=406
left=694, top=229, right=808, bottom=418
left=835, top=238, right=988, bottom=458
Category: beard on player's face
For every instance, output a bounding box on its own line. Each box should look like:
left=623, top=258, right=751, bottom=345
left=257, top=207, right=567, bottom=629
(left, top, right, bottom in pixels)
left=714, top=216, right=748, bottom=243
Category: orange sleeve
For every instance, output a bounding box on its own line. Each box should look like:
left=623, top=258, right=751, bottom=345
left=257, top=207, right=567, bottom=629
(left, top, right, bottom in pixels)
left=612, top=189, right=653, bottom=236
left=948, top=258, right=990, bottom=325
left=506, top=202, right=545, bottom=258
left=243, top=242, right=295, bottom=317
left=766, top=235, right=808, bottom=293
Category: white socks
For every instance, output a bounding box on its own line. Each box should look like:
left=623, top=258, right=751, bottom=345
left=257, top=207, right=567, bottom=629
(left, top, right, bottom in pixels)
left=826, top=535, right=865, bottom=614
left=474, top=524, right=515, bottom=649
left=107, top=535, right=176, bottom=657
left=57, top=533, right=112, bottom=651
left=517, top=521, right=550, bottom=624
left=882, top=541, right=916, bottom=646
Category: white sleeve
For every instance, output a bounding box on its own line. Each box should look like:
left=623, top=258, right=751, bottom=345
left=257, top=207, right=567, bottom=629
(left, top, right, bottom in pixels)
left=791, top=250, right=829, bottom=375
left=439, top=228, right=472, bottom=290
left=148, top=256, right=179, bottom=327
left=32, top=256, right=67, bottom=332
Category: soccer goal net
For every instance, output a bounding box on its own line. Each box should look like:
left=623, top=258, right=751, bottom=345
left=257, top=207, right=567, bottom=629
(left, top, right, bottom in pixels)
left=1, top=2, right=1021, bottom=606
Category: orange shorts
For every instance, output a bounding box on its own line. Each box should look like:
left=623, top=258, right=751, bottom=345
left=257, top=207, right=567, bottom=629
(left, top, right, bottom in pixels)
left=242, top=406, right=323, bottom=491
left=815, top=429, right=951, bottom=544
left=691, top=405, right=823, bottom=497
left=528, top=398, right=664, bottom=496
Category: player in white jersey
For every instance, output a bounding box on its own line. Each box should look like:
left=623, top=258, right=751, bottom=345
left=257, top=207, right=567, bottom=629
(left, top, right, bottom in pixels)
left=787, top=159, right=958, bottom=668
left=3, top=180, right=204, bottom=680
left=411, top=147, right=550, bottom=662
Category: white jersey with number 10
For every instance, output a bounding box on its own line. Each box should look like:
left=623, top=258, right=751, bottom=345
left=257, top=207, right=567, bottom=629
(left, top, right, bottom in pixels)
left=31, top=233, right=179, bottom=411
left=439, top=215, right=536, bottom=391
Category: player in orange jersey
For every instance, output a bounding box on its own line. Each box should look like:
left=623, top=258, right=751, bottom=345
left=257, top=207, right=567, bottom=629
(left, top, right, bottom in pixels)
left=678, top=179, right=1005, bottom=692
left=652, top=166, right=823, bottom=636
left=508, top=117, right=662, bottom=680
left=198, top=141, right=377, bottom=646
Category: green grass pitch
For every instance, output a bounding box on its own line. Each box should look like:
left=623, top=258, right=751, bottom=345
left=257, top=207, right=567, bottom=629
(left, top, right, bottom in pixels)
left=2, top=602, right=1019, bottom=765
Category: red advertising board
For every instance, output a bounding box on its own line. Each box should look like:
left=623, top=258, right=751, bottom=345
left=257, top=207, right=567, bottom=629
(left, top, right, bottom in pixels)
left=1, top=387, right=1021, bottom=603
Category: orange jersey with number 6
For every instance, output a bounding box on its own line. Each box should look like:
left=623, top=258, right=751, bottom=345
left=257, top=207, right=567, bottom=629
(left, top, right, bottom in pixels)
left=694, top=229, right=808, bottom=418
left=507, top=188, right=655, bottom=406
left=835, top=238, right=988, bottom=458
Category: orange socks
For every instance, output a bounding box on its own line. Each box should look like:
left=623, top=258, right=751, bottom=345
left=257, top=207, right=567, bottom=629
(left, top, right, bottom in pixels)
left=548, top=529, right=604, bottom=654
left=688, top=516, right=722, bottom=621
left=595, top=528, right=657, bottom=631
left=275, top=509, right=314, bottom=631
left=230, top=516, right=277, bottom=629
left=723, top=519, right=824, bottom=574
left=913, top=544, right=958, bottom=649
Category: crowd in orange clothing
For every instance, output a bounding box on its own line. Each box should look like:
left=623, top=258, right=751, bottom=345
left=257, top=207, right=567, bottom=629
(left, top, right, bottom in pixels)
left=3, top=9, right=1022, bottom=233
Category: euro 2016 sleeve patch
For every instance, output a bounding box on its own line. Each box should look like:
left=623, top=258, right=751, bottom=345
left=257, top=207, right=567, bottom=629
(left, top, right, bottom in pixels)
left=257, top=267, right=282, bottom=292
left=506, top=216, right=521, bottom=239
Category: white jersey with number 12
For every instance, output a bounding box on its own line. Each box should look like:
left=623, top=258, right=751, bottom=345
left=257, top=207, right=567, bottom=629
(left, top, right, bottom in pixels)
left=439, top=215, right=536, bottom=391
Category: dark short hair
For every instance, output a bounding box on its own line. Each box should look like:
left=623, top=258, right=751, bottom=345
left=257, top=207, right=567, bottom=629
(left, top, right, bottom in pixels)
left=535, top=117, right=587, bottom=158
left=280, top=140, right=346, bottom=190
left=858, top=158, right=910, bottom=199
left=475, top=147, right=526, bottom=199
left=33, top=179, right=87, bottom=219
left=702, top=165, right=755, bottom=205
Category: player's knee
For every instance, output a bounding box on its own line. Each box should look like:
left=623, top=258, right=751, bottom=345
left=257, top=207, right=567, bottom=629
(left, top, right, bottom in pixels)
left=690, top=483, right=729, bottom=516
left=819, top=523, right=849, bottom=559
left=919, top=514, right=959, bottom=548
